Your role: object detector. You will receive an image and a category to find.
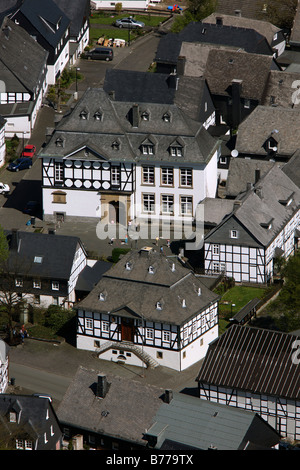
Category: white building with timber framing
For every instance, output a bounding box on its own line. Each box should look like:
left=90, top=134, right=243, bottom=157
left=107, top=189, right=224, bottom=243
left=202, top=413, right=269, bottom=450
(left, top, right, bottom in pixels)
left=39, top=88, right=220, bottom=233
left=75, top=247, right=219, bottom=371
left=196, top=325, right=300, bottom=441
left=203, top=165, right=300, bottom=284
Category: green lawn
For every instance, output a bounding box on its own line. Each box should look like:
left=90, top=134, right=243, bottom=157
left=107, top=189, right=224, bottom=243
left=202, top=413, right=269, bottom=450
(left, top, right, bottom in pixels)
left=218, top=286, right=266, bottom=318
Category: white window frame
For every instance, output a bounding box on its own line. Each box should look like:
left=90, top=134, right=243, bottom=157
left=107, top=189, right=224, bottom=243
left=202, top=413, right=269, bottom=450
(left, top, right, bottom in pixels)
left=142, top=166, right=154, bottom=185
left=143, top=193, right=155, bottom=213
left=180, top=196, right=193, bottom=215
left=111, top=166, right=120, bottom=185
left=52, top=281, right=59, bottom=291
left=85, top=318, right=93, bottom=330
left=33, top=280, right=41, bottom=289
left=161, top=194, right=174, bottom=215
left=15, top=278, right=23, bottom=287
left=230, top=230, right=238, bottom=239
left=54, top=162, right=64, bottom=182
left=146, top=328, right=154, bottom=340
left=213, top=244, right=219, bottom=255
left=180, top=168, right=192, bottom=187
left=101, top=321, right=110, bottom=333
left=161, top=167, right=173, bottom=186
left=163, top=330, right=170, bottom=342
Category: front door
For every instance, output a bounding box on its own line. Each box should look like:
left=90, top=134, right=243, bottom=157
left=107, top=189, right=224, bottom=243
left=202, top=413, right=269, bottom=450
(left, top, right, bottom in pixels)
left=121, top=318, right=134, bottom=342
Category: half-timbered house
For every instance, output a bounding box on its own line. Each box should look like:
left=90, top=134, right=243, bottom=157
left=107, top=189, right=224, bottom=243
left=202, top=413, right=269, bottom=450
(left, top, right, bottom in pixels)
left=0, top=339, right=9, bottom=394
left=76, top=247, right=219, bottom=371
left=196, top=324, right=300, bottom=441
left=3, top=229, right=87, bottom=308
left=204, top=165, right=300, bottom=283
left=39, top=87, right=220, bottom=233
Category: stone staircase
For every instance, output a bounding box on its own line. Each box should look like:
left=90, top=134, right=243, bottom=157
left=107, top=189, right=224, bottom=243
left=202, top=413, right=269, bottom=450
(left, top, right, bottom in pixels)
left=96, top=341, right=159, bottom=369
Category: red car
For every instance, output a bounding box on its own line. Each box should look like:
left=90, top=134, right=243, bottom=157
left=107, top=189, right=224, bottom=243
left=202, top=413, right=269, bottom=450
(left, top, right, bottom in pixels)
left=21, top=144, right=36, bottom=158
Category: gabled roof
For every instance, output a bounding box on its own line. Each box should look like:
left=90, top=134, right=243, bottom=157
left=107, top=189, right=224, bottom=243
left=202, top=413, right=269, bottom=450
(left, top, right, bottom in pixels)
left=196, top=324, right=300, bottom=400
left=5, top=230, right=86, bottom=280
left=56, top=366, right=164, bottom=446
left=76, top=249, right=219, bottom=326
left=12, top=0, right=70, bottom=48
left=262, top=70, right=300, bottom=108
left=214, top=0, right=267, bottom=20
left=53, top=0, right=89, bottom=38
left=205, top=164, right=300, bottom=247
left=0, top=394, right=62, bottom=450
left=203, top=12, right=283, bottom=46
left=203, top=49, right=278, bottom=100
left=145, top=392, right=280, bottom=450
left=39, top=88, right=220, bottom=165
left=155, top=21, right=274, bottom=65
left=0, top=17, right=48, bottom=94
left=235, top=105, right=300, bottom=156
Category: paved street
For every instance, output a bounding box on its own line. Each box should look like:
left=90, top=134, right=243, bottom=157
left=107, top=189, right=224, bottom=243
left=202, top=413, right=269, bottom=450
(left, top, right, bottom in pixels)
left=1, top=21, right=204, bottom=405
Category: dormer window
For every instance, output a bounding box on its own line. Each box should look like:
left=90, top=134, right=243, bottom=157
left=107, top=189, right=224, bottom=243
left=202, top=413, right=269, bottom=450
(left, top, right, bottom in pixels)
left=55, top=137, right=64, bottom=148
left=141, top=111, right=149, bottom=121
left=9, top=412, right=17, bottom=423
left=99, top=292, right=106, bottom=301
left=163, top=112, right=171, bottom=122
left=142, top=144, right=154, bottom=155
left=126, top=262, right=132, bottom=270
left=80, top=109, right=88, bottom=120
left=94, top=110, right=103, bottom=121
left=148, top=265, right=155, bottom=274
left=156, top=301, right=162, bottom=310
left=170, top=146, right=183, bottom=157
left=112, top=140, right=120, bottom=150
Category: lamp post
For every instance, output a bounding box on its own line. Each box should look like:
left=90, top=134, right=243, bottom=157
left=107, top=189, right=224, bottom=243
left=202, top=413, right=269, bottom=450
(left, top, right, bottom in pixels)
left=74, top=67, right=80, bottom=100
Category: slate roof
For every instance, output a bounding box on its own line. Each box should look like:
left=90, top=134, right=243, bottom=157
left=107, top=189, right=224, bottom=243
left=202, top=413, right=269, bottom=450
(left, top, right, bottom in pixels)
left=155, top=21, right=274, bottom=65
left=203, top=12, right=282, bottom=46
left=214, top=0, right=266, bottom=19
left=282, top=150, right=300, bottom=188
left=75, top=260, right=112, bottom=294
left=225, top=158, right=276, bottom=197
left=53, top=0, right=89, bottom=38
left=39, top=87, right=219, bottom=165
left=262, top=70, right=300, bottom=108
left=103, top=69, right=213, bottom=122
left=56, top=366, right=164, bottom=446
left=196, top=324, right=300, bottom=401
left=235, top=105, right=300, bottom=157
left=0, top=17, right=48, bottom=94
left=203, top=49, right=277, bottom=100
left=76, top=249, right=219, bottom=326
left=5, top=230, right=85, bottom=280
left=0, top=394, right=62, bottom=450
left=205, top=164, right=300, bottom=247
left=145, top=392, right=280, bottom=450
left=14, top=0, right=70, bottom=48
left=198, top=197, right=235, bottom=227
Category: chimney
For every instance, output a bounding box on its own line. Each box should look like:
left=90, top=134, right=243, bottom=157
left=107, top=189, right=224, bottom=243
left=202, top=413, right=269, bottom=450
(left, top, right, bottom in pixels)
left=131, top=103, right=139, bottom=128
left=167, top=73, right=179, bottom=90
left=164, top=389, right=173, bottom=403
left=177, top=56, right=186, bottom=76
left=255, top=169, right=260, bottom=184
left=10, top=229, right=19, bottom=251
left=97, top=374, right=108, bottom=398
left=231, top=79, right=243, bottom=128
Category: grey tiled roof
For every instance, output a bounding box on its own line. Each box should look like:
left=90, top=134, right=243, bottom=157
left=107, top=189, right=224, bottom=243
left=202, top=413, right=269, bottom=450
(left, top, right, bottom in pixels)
left=203, top=12, right=282, bottom=45
left=235, top=105, right=300, bottom=156
left=57, top=366, right=164, bottom=446
left=203, top=49, right=276, bottom=100
left=76, top=249, right=219, bottom=325
left=214, top=0, right=267, bottom=19
left=0, top=17, right=48, bottom=94
left=40, top=88, right=219, bottom=164
left=262, top=70, right=300, bottom=108
left=206, top=164, right=300, bottom=247
left=225, top=158, right=277, bottom=197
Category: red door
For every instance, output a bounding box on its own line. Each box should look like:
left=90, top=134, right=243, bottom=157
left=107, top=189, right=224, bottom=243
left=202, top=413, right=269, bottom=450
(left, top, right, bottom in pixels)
left=121, top=318, right=134, bottom=342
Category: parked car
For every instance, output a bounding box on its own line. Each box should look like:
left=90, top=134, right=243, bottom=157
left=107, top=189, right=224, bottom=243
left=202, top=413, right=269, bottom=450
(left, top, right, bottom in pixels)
left=21, top=144, right=36, bottom=158
left=0, top=182, right=10, bottom=194
left=8, top=158, right=32, bottom=172
left=115, top=17, right=145, bottom=28
left=83, top=47, right=113, bottom=61
left=23, top=200, right=40, bottom=215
